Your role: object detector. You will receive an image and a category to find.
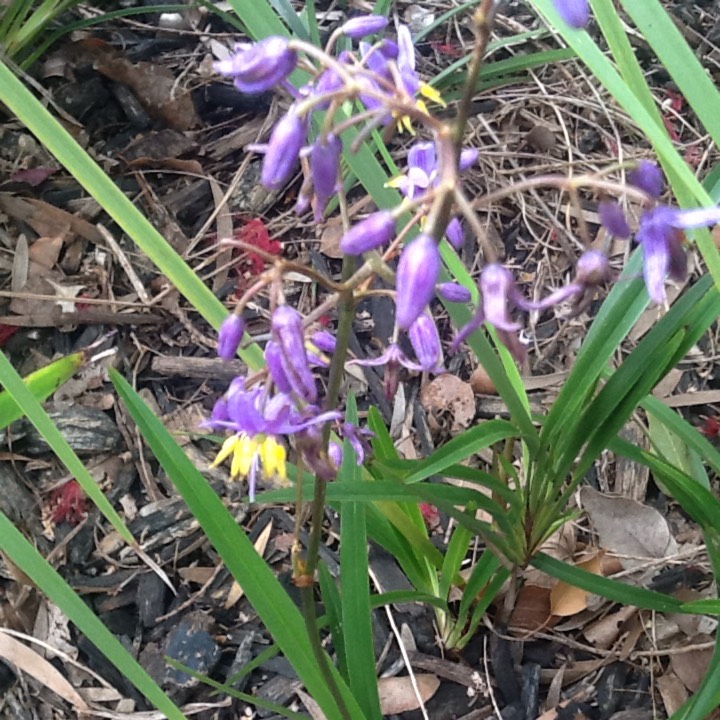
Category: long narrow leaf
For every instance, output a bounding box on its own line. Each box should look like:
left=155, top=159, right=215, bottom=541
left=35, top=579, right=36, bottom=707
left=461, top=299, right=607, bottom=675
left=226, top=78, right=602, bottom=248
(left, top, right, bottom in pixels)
left=0, top=513, right=186, bottom=720
left=110, top=369, right=365, bottom=720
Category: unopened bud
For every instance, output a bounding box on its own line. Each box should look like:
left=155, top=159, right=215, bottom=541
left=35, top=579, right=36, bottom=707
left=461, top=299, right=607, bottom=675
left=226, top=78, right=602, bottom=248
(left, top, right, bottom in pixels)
left=437, top=282, right=472, bottom=303
left=408, top=313, right=444, bottom=372
left=214, top=37, right=297, bottom=93
left=628, top=160, right=664, bottom=199
left=262, top=108, right=306, bottom=190
left=217, top=314, right=245, bottom=360
left=599, top=200, right=631, bottom=239
left=396, top=234, right=440, bottom=330
left=446, top=217, right=464, bottom=250
left=553, top=0, right=590, bottom=28
left=342, top=15, right=389, bottom=39
left=340, top=211, right=396, bottom=254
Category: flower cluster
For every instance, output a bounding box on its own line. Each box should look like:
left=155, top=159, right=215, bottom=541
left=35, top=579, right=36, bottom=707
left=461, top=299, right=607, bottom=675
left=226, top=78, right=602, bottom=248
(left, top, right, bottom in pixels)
left=210, top=307, right=369, bottom=499
left=209, top=7, right=720, bottom=498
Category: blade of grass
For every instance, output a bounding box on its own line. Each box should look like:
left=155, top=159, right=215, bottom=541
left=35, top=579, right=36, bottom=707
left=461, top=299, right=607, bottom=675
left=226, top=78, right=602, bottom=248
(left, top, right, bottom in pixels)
left=110, top=369, right=364, bottom=719
left=0, top=351, right=85, bottom=431
left=340, top=396, right=382, bottom=719
left=620, top=0, right=720, bottom=151
left=0, top=63, right=263, bottom=370
left=0, top=351, right=143, bottom=551
left=0, top=512, right=187, bottom=720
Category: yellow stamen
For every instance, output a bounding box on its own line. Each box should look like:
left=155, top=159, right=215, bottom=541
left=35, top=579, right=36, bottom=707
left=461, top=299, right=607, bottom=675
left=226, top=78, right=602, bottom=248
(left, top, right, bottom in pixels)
left=260, top=436, right=287, bottom=481
left=212, top=434, right=241, bottom=467
left=420, top=83, right=446, bottom=108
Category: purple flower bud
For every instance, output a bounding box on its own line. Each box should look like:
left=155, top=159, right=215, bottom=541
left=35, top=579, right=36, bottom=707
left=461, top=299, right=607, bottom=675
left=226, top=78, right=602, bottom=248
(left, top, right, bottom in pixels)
left=271, top=306, right=317, bottom=402
left=480, top=264, right=521, bottom=332
left=437, top=282, right=472, bottom=303
left=328, top=441, right=343, bottom=468
left=218, top=314, right=245, bottom=360
left=311, top=133, right=342, bottom=218
left=342, top=15, right=389, bottom=39
left=459, top=148, right=479, bottom=171
left=214, top=37, right=297, bottom=94
left=261, top=108, right=306, bottom=191
left=408, top=313, right=444, bottom=372
left=340, top=211, right=396, bottom=254
left=210, top=397, right=229, bottom=424
left=446, top=217, right=464, bottom=250
left=313, top=68, right=344, bottom=108
left=378, top=39, right=399, bottom=60
left=553, top=0, right=590, bottom=28
left=395, top=234, right=441, bottom=330
left=628, top=160, right=664, bottom=199
left=310, top=330, right=336, bottom=353
left=576, top=250, right=610, bottom=286
left=265, top=341, right=293, bottom=394
left=599, top=200, right=631, bottom=239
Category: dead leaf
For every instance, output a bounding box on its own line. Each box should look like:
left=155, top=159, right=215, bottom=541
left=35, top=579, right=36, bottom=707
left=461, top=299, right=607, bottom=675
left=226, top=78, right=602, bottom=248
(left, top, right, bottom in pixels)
left=0, top=630, right=89, bottom=712
left=583, top=605, right=637, bottom=649
left=657, top=672, right=689, bottom=716
left=510, top=584, right=555, bottom=634
left=11, top=234, right=29, bottom=292
left=420, top=375, right=475, bottom=433
left=670, top=635, right=714, bottom=692
left=470, top=364, right=497, bottom=394
left=319, top=223, right=344, bottom=259
left=550, top=553, right=603, bottom=617
left=377, top=674, right=440, bottom=714
left=95, top=56, right=198, bottom=130
left=224, top=521, right=273, bottom=609
left=579, top=486, right=678, bottom=570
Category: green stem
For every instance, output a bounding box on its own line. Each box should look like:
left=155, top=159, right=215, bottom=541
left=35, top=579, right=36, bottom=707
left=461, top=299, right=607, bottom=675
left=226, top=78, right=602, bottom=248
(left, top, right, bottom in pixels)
left=300, top=587, right=354, bottom=720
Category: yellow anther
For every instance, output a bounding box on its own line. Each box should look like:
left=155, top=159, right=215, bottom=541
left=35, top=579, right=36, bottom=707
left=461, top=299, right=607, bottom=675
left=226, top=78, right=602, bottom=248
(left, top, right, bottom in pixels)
left=260, top=436, right=287, bottom=480
left=212, top=434, right=241, bottom=467
left=230, top=435, right=257, bottom=478
left=420, top=83, right=446, bottom=108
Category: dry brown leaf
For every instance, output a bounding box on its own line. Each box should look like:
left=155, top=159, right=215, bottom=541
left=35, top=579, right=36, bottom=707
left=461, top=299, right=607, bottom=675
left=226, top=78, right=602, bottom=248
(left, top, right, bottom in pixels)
left=11, top=234, right=29, bottom=292
left=319, top=223, right=344, bottom=259
left=0, top=631, right=89, bottom=712
left=95, top=57, right=198, bottom=130
left=420, top=375, right=475, bottom=433
left=510, top=584, right=555, bottom=634
left=657, top=672, right=689, bottom=716
left=377, top=674, right=440, bottom=715
left=579, top=486, right=677, bottom=570
left=470, top=364, right=496, bottom=394
left=670, top=635, right=714, bottom=693
left=550, top=553, right=603, bottom=617
left=29, top=234, right=65, bottom=270
left=224, top=521, right=273, bottom=609
left=583, top=605, right=637, bottom=649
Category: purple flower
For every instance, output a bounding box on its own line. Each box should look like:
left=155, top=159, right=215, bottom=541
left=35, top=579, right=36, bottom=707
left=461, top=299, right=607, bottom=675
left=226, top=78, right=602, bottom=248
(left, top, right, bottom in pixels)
left=342, top=15, right=389, bottom=39
left=271, top=305, right=317, bottom=402
left=636, top=205, right=720, bottom=303
left=340, top=211, right=396, bottom=254
left=452, top=264, right=530, bottom=360
left=217, top=313, right=245, bottom=360
left=395, top=141, right=437, bottom=198
left=265, top=340, right=293, bottom=393
left=553, top=0, right=590, bottom=28
left=260, top=107, right=306, bottom=190
left=628, top=160, right=665, bottom=199
left=397, top=24, right=420, bottom=96
left=437, top=282, right=472, bottom=303
left=207, top=377, right=340, bottom=500
left=459, top=148, right=479, bottom=171
left=524, top=250, right=611, bottom=315
left=310, top=330, right=337, bottom=353
left=328, top=441, right=344, bottom=468
left=408, top=313, right=445, bottom=373
left=395, top=234, right=441, bottom=329
left=446, top=217, right=464, bottom=250
left=214, top=37, right=297, bottom=93
left=599, top=200, right=631, bottom=239
left=310, top=133, right=342, bottom=219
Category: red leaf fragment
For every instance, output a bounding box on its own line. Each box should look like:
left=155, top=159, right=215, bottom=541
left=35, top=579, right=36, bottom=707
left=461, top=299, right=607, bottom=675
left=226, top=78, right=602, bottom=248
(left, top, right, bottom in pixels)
left=51, top=479, right=88, bottom=525
left=11, top=167, right=58, bottom=186
left=700, top=416, right=720, bottom=439
left=419, top=502, right=440, bottom=529
left=0, top=325, right=18, bottom=347
left=235, top=219, right=282, bottom=276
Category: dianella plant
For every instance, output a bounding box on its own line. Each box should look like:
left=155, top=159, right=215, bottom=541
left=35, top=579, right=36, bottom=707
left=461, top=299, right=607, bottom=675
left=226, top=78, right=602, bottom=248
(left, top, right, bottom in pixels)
left=4, top=0, right=720, bottom=718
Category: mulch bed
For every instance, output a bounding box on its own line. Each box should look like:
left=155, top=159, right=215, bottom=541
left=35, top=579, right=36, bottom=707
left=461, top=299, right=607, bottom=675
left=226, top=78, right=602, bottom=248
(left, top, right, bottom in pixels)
left=1, top=2, right=720, bottom=718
